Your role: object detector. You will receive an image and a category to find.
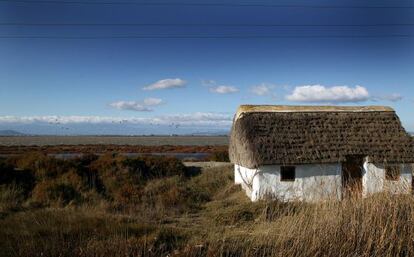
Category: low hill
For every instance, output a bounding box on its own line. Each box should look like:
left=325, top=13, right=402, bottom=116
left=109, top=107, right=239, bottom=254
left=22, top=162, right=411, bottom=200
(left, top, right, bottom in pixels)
left=0, top=130, right=25, bottom=136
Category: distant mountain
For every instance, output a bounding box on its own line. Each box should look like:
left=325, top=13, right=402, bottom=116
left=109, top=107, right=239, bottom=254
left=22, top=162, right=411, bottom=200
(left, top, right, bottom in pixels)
left=0, top=130, right=26, bottom=136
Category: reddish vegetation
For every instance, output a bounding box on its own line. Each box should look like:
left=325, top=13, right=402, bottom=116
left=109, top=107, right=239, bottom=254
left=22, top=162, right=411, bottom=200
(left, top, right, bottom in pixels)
left=0, top=144, right=228, bottom=155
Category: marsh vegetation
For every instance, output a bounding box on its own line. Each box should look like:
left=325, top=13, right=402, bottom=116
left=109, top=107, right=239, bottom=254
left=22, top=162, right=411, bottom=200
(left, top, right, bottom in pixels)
left=0, top=152, right=413, bottom=257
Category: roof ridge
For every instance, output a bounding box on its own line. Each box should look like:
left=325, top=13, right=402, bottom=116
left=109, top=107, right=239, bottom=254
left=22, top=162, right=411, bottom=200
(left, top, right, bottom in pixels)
left=235, top=105, right=394, bottom=120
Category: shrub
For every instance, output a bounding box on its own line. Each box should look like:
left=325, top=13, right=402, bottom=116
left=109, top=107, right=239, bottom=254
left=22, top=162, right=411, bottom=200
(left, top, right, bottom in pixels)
left=188, top=165, right=234, bottom=198
left=88, top=154, right=134, bottom=199
left=0, top=184, right=25, bottom=212
left=60, top=168, right=86, bottom=191
left=72, top=153, right=99, bottom=167
left=10, top=152, right=73, bottom=180
left=32, top=180, right=81, bottom=206
left=88, top=153, right=126, bottom=176
left=89, top=154, right=188, bottom=204
left=208, top=150, right=230, bottom=162
left=147, top=227, right=187, bottom=254
left=0, top=161, right=35, bottom=197
left=122, top=156, right=187, bottom=179
left=141, top=176, right=210, bottom=213
left=78, top=226, right=186, bottom=257
left=0, top=160, right=14, bottom=176
left=113, top=183, right=141, bottom=205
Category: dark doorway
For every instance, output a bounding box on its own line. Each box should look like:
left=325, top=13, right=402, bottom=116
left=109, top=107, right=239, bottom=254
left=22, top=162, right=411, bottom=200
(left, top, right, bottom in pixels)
left=342, top=155, right=364, bottom=199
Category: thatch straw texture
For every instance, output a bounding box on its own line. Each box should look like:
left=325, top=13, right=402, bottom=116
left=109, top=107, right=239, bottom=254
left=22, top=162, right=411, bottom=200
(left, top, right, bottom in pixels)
left=229, top=105, right=414, bottom=168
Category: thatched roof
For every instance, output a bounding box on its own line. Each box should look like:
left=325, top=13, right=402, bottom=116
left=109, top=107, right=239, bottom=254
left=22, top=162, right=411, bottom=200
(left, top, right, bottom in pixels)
left=229, top=105, right=414, bottom=168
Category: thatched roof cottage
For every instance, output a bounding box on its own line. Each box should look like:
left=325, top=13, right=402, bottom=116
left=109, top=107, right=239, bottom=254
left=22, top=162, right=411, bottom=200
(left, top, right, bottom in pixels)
left=229, top=105, right=414, bottom=201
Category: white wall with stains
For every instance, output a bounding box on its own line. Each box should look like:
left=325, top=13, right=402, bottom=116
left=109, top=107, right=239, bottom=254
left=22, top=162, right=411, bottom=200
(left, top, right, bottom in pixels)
left=363, top=162, right=412, bottom=197
left=235, top=164, right=342, bottom=201
left=235, top=162, right=412, bottom=202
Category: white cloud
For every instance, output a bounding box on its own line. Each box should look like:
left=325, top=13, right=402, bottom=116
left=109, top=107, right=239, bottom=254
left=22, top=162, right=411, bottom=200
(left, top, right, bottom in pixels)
left=286, top=85, right=369, bottom=103
left=0, top=112, right=232, bottom=127
left=250, top=83, right=274, bottom=96
left=209, top=85, right=239, bottom=94
left=142, top=78, right=186, bottom=91
left=110, top=98, right=164, bottom=112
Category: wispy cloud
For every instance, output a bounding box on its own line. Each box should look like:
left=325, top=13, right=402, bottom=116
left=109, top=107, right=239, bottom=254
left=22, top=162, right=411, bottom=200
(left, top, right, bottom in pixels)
left=109, top=101, right=151, bottom=112
left=209, top=85, right=239, bottom=94
left=250, top=83, right=275, bottom=96
left=203, top=80, right=239, bottom=94
left=0, top=113, right=232, bottom=127
left=142, top=78, right=186, bottom=91
left=286, top=85, right=370, bottom=103
left=201, top=79, right=216, bottom=86
left=143, top=97, right=164, bottom=106
left=109, top=98, right=164, bottom=112
left=372, top=93, right=403, bottom=102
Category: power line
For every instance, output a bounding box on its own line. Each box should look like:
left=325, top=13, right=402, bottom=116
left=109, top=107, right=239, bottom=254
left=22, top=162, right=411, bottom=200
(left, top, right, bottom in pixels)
left=0, top=0, right=413, bottom=8
left=1, top=22, right=414, bottom=27
left=0, top=34, right=412, bottom=39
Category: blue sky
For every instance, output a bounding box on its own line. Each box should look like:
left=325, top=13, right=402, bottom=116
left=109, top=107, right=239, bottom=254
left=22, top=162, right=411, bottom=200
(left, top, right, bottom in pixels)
left=1, top=0, right=414, bottom=134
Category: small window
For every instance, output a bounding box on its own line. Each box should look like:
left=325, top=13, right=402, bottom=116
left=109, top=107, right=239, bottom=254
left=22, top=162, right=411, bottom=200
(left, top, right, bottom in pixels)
left=281, top=166, right=295, bottom=181
left=385, top=166, right=401, bottom=181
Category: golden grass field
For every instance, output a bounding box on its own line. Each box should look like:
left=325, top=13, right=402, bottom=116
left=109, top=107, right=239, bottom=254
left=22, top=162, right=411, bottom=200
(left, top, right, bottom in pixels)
left=1, top=152, right=414, bottom=257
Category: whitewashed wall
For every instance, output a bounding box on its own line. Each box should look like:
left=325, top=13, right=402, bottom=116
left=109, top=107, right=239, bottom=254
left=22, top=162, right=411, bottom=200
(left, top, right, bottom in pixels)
left=234, top=165, right=259, bottom=199
left=363, top=162, right=412, bottom=197
left=235, top=164, right=342, bottom=201
left=235, top=162, right=413, bottom=202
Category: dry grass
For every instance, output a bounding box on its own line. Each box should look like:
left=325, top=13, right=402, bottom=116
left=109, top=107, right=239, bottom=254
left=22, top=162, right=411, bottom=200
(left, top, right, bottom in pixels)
left=1, top=153, right=414, bottom=256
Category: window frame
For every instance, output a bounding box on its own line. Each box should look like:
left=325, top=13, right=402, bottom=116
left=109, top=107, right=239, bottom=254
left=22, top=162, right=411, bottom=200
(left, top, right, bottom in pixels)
left=385, top=165, right=401, bottom=181
left=280, top=166, right=296, bottom=182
